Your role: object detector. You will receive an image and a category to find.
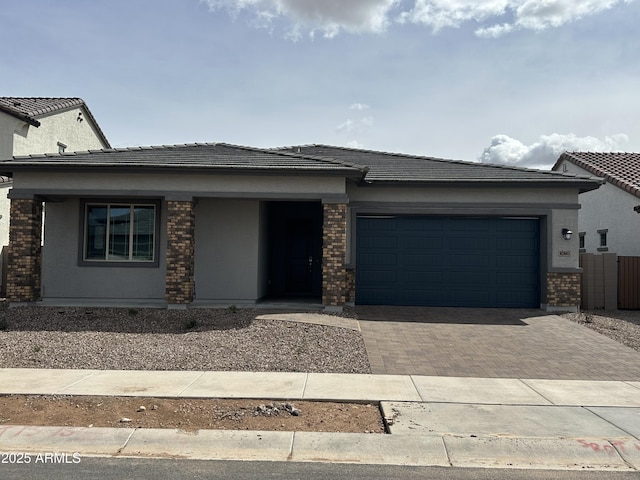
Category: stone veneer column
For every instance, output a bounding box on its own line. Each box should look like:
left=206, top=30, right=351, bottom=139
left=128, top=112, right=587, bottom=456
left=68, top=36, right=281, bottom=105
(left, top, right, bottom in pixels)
left=6, top=198, right=43, bottom=302
left=322, top=203, right=347, bottom=307
left=546, top=272, right=581, bottom=309
left=165, top=200, right=195, bottom=305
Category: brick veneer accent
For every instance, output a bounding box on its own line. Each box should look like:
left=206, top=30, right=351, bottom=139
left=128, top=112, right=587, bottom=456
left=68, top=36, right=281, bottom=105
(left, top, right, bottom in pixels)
left=547, top=272, right=581, bottom=308
left=165, top=200, right=195, bottom=304
left=6, top=198, right=43, bottom=302
left=322, top=203, right=347, bottom=306
left=345, top=268, right=356, bottom=303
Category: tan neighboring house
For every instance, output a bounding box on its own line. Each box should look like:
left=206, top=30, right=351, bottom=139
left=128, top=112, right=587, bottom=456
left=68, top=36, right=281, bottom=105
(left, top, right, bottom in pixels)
left=0, top=97, right=110, bottom=294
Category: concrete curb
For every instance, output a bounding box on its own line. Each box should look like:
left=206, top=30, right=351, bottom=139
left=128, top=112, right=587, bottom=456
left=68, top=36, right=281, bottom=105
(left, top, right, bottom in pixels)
left=1, top=425, right=638, bottom=470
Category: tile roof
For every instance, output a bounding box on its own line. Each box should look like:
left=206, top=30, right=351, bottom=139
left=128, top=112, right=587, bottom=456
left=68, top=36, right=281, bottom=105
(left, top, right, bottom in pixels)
left=277, top=144, right=602, bottom=190
left=0, top=97, right=110, bottom=148
left=554, top=152, right=640, bottom=198
left=0, top=142, right=604, bottom=191
left=1, top=143, right=367, bottom=176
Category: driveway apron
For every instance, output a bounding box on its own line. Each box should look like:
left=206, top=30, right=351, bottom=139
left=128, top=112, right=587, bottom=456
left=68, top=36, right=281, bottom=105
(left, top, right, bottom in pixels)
left=355, top=306, right=640, bottom=380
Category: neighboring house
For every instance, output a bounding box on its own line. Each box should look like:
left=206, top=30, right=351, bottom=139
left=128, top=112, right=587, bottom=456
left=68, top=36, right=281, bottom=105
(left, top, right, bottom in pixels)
left=552, top=152, right=640, bottom=256
left=0, top=143, right=602, bottom=312
left=0, top=97, right=110, bottom=293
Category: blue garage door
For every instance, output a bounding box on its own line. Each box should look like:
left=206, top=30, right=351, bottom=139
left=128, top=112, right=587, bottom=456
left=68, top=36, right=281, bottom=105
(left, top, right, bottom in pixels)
left=356, top=216, right=539, bottom=307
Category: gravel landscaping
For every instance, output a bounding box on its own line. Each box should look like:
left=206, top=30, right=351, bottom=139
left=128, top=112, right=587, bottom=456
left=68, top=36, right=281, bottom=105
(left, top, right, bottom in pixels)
left=563, top=310, right=640, bottom=352
left=0, top=306, right=371, bottom=373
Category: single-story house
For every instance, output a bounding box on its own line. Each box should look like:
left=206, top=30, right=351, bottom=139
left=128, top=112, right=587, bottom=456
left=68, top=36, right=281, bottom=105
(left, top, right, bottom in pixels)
left=0, top=143, right=603, bottom=311
left=552, top=152, right=640, bottom=256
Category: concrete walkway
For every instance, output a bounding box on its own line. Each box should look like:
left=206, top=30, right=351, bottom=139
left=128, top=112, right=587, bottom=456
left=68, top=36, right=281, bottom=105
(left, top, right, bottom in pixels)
left=1, top=368, right=639, bottom=471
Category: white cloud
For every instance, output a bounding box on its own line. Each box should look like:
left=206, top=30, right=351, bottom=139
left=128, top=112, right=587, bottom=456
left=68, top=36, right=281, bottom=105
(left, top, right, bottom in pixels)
left=336, top=119, right=355, bottom=134
left=203, top=0, right=634, bottom=38
left=349, top=103, right=370, bottom=111
left=402, top=0, right=633, bottom=37
left=336, top=116, right=375, bottom=134
left=347, top=140, right=365, bottom=148
left=479, top=133, right=629, bottom=169
left=202, top=0, right=400, bottom=38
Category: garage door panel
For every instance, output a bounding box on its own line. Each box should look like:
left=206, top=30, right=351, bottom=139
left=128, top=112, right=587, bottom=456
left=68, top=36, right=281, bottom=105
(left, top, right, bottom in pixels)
left=403, top=254, right=443, bottom=267
left=496, top=254, right=537, bottom=269
left=399, top=289, right=443, bottom=305
left=358, top=288, right=399, bottom=305
left=496, top=271, right=536, bottom=285
left=448, top=236, right=491, bottom=250
left=446, top=289, right=491, bottom=305
left=358, top=217, right=397, bottom=231
left=358, top=269, right=398, bottom=283
left=401, top=270, right=443, bottom=284
left=356, top=216, right=539, bottom=307
left=445, top=270, right=491, bottom=285
left=449, top=254, right=490, bottom=267
left=497, top=237, right=537, bottom=250
left=358, top=253, right=398, bottom=266
left=402, top=237, right=443, bottom=249
left=359, top=236, right=398, bottom=249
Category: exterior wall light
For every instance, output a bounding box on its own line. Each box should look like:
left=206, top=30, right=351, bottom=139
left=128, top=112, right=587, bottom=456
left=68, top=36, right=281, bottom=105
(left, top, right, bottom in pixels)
left=562, top=228, right=573, bottom=241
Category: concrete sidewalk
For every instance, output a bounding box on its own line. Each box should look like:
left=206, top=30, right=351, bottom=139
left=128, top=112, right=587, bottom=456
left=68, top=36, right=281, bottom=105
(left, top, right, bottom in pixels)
left=0, top=368, right=639, bottom=471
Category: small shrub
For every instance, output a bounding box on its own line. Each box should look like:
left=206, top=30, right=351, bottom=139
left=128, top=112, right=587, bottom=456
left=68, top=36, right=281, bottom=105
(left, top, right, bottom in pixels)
left=584, top=313, right=593, bottom=324
left=128, top=308, right=139, bottom=316
left=228, top=305, right=238, bottom=314
left=0, top=317, right=7, bottom=331
left=33, top=345, right=42, bottom=353
left=184, top=318, right=198, bottom=331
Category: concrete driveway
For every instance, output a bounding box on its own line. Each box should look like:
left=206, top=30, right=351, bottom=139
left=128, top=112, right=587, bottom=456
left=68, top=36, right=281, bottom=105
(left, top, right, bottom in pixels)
left=355, top=306, right=640, bottom=380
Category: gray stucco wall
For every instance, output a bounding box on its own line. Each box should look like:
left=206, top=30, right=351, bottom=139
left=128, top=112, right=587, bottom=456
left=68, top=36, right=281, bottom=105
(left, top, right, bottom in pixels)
left=13, top=172, right=347, bottom=197
left=40, top=199, right=166, bottom=303
left=556, top=160, right=640, bottom=256
left=194, top=198, right=263, bottom=303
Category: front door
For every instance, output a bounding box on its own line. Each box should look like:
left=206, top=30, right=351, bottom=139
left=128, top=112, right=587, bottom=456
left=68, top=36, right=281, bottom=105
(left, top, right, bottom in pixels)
left=266, top=201, right=323, bottom=298
left=285, top=219, right=315, bottom=294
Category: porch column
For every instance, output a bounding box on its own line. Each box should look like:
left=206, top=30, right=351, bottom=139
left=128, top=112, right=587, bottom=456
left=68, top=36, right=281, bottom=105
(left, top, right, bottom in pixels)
left=6, top=197, right=43, bottom=302
left=322, top=202, right=347, bottom=307
left=165, top=199, right=195, bottom=305
left=546, top=272, right=581, bottom=310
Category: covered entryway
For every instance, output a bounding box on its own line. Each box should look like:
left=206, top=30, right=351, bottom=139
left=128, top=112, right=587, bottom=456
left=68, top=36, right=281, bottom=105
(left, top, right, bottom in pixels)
left=356, top=216, right=540, bottom=307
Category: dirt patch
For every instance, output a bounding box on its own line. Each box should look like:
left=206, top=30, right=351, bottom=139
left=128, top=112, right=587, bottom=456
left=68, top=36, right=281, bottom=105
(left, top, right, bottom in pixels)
left=0, top=395, right=385, bottom=434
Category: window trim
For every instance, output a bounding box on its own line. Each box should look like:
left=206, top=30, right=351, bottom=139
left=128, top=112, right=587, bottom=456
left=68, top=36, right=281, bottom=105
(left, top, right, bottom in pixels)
left=597, top=229, right=608, bottom=252
left=79, top=199, right=161, bottom=267
left=579, top=231, right=585, bottom=252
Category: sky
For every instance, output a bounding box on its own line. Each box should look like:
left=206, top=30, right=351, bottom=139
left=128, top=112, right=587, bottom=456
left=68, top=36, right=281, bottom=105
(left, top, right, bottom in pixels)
left=1, top=0, right=638, bottom=169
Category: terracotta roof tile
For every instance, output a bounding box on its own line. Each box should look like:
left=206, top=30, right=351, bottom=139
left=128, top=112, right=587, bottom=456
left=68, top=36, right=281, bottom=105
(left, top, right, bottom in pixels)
left=556, top=152, right=640, bottom=199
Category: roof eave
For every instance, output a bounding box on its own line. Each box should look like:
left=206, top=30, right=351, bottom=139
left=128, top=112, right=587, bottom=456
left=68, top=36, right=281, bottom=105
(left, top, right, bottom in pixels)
left=0, top=105, right=41, bottom=127
left=359, top=178, right=604, bottom=193
left=0, top=163, right=364, bottom=179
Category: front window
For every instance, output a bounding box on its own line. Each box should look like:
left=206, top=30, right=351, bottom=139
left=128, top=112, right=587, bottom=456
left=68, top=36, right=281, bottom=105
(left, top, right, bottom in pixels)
left=84, top=203, right=156, bottom=262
